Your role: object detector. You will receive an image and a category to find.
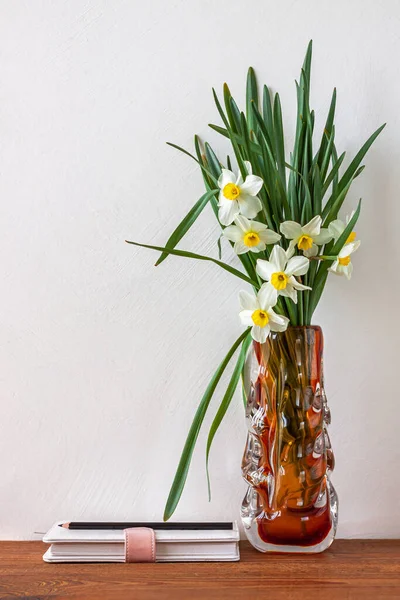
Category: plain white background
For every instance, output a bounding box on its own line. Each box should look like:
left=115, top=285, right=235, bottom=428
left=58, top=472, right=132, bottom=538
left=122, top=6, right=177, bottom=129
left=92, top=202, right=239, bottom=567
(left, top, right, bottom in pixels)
left=0, top=0, right=399, bottom=540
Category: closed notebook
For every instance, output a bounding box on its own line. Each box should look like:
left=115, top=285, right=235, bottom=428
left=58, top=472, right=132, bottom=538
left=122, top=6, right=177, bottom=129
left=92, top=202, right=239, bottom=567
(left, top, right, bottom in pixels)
left=43, top=522, right=240, bottom=562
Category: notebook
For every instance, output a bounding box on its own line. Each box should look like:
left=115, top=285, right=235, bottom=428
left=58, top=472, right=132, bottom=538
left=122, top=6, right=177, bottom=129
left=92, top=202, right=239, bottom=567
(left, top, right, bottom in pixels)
left=43, top=521, right=240, bottom=562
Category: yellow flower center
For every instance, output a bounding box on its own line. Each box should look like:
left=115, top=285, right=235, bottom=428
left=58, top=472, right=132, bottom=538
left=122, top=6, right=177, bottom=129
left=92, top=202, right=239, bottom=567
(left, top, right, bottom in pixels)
left=251, top=309, right=269, bottom=328
left=346, top=231, right=357, bottom=244
left=271, top=271, right=289, bottom=290
left=243, top=231, right=260, bottom=247
left=297, top=235, right=314, bottom=251
left=338, top=255, right=351, bottom=266
left=223, top=183, right=240, bottom=200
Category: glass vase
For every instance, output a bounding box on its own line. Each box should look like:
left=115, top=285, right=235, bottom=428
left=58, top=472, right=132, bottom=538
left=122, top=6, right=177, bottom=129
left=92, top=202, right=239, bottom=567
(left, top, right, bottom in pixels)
left=241, top=326, right=338, bottom=553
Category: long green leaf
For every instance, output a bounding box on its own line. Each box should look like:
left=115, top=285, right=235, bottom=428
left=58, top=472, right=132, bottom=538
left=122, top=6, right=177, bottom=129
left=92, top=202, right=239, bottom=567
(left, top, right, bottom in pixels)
left=321, top=151, right=345, bottom=198
left=262, top=85, right=274, bottom=153
left=125, top=240, right=260, bottom=287
left=163, top=328, right=251, bottom=521
left=223, top=84, right=239, bottom=133
left=166, top=142, right=218, bottom=184
left=205, top=332, right=252, bottom=499
left=155, top=190, right=217, bottom=266
left=273, top=93, right=286, bottom=191
left=333, top=124, right=386, bottom=196
left=317, top=88, right=336, bottom=174
left=212, top=88, right=247, bottom=179
left=246, top=67, right=258, bottom=132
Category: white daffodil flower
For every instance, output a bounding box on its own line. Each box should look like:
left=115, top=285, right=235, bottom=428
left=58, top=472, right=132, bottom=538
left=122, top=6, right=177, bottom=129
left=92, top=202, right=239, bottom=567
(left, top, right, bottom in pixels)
left=256, top=245, right=311, bottom=304
left=280, top=215, right=332, bottom=257
left=223, top=215, right=281, bottom=255
left=329, top=240, right=361, bottom=280
left=328, top=212, right=358, bottom=246
left=239, top=285, right=289, bottom=343
left=217, top=161, right=263, bottom=226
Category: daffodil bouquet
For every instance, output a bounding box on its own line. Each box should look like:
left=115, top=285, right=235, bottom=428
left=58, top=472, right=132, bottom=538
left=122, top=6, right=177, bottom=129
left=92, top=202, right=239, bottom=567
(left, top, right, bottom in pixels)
left=127, top=42, right=384, bottom=521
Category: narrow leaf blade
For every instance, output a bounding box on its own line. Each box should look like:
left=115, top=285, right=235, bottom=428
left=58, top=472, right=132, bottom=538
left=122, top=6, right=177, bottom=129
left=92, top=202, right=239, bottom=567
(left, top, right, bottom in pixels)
left=163, top=328, right=251, bottom=521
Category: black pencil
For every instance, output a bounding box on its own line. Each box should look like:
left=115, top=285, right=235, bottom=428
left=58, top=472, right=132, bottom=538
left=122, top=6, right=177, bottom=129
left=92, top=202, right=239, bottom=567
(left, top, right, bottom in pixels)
left=59, top=521, right=233, bottom=531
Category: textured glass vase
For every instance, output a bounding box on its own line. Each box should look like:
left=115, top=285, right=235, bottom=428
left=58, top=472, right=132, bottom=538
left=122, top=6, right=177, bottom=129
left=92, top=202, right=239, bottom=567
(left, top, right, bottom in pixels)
left=241, top=326, right=338, bottom=553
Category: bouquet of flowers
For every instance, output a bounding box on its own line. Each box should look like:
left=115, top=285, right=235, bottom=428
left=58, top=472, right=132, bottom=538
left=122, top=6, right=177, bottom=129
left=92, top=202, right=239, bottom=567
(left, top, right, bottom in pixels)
left=127, top=41, right=384, bottom=521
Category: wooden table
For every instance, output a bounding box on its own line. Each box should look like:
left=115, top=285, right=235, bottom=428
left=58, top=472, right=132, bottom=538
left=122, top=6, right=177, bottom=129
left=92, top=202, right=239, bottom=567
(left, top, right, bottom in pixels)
left=0, top=540, right=399, bottom=599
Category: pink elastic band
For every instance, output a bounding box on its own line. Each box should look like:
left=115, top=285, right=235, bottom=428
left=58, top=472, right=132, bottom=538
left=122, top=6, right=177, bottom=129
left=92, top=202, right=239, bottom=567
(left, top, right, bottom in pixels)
left=124, top=527, right=156, bottom=563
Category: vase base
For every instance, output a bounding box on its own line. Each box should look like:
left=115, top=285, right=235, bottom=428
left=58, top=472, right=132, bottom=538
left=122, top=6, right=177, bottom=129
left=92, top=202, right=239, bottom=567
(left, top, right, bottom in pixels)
left=242, top=520, right=336, bottom=553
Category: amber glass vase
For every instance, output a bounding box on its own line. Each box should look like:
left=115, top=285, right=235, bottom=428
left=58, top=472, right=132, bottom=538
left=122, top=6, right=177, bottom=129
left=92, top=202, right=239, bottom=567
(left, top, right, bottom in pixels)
left=241, top=326, right=338, bottom=553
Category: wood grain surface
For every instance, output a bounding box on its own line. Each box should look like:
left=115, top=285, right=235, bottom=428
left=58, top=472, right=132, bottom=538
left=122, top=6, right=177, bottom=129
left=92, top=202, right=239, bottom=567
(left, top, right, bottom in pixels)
left=0, top=540, right=399, bottom=599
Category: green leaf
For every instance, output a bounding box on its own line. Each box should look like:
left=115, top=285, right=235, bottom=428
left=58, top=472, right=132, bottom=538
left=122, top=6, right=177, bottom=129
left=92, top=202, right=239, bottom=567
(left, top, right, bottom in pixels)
left=317, top=88, right=336, bottom=174
left=319, top=124, right=336, bottom=182
left=163, top=328, right=251, bottom=521
left=212, top=88, right=247, bottom=179
left=125, top=240, right=260, bottom=288
left=246, top=67, right=258, bottom=132
left=217, top=234, right=222, bottom=260
left=333, top=124, right=386, bottom=196
left=206, top=332, right=252, bottom=499
left=262, top=85, right=274, bottom=151
left=166, top=142, right=218, bottom=185
left=223, top=84, right=240, bottom=132
left=302, top=40, right=313, bottom=84
left=155, top=189, right=217, bottom=266
left=205, top=142, right=222, bottom=178
left=312, top=164, right=322, bottom=215
left=321, top=151, right=345, bottom=198
left=208, top=123, right=264, bottom=157
left=322, top=179, right=353, bottom=226
left=273, top=93, right=286, bottom=190
left=250, top=100, right=275, bottom=156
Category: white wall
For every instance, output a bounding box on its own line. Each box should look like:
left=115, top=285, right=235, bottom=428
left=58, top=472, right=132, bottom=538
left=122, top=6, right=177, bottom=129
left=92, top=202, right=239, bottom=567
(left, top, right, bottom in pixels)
left=0, top=0, right=399, bottom=540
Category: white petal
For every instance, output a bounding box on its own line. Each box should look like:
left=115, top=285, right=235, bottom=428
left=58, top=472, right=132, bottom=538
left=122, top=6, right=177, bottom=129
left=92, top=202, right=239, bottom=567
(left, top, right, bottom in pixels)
left=302, top=215, right=322, bottom=236
left=289, top=276, right=312, bottom=291
left=313, top=228, right=333, bottom=245
left=239, top=291, right=257, bottom=311
left=218, top=169, right=236, bottom=189
left=286, top=241, right=296, bottom=259
left=259, top=230, right=282, bottom=244
left=249, top=242, right=266, bottom=253
left=268, top=310, right=289, bottom=332
left=280, top=221, right=303, bottom=240
left=286, top=255, right=310, bottom=276
left=251, top=324, right=270, bottom=343
left=258, top=283, right=278, bottom=309
left=304, top=243, right=319, bottom=258
left=240, top=175, right=263, bottom=196
left=328, top=219, right=345, bottom=241
left=250, top=220, right=269, bottom=233
left=256, top=259, right=275, bottom=281
left=218, top=199, right=239, bottom=226
left=244, top=161, right=253, bottom=176
left=344, top=262, right=353, bottom=280
left=329, top=260, right=339, bottom=274
left=237, top=194, right=262, bottom=219
left=279, top=285, right=298, bottom=303
left=234, top=240, right=250, bottom=255
left=239, top=309, right=254, bottom=326
left=270, top=244, right=287, bottom=271
left=223, top=225, right=242, bottom=243
left=234, top=215, right=251, bottom=232
left=338, top=240, right=361, bottom=258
